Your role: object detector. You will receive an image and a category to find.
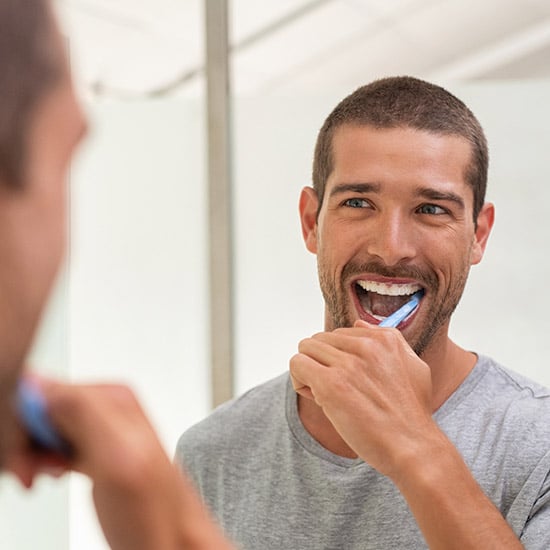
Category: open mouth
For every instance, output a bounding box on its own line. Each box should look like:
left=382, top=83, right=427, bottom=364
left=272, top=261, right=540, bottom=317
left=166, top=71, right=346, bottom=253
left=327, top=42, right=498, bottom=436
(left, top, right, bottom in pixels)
left=354, top=280, right=423, bottom=323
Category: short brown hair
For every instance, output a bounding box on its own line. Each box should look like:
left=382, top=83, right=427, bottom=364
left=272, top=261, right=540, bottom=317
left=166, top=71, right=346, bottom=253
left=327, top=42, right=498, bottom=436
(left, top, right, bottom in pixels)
left=312, top=76, right=488, bottom=221
left=0, top=0, right=64, bottom=188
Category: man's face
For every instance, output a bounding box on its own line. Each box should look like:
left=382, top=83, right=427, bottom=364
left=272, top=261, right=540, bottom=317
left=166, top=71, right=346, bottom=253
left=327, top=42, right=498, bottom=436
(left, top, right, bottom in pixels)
left=0, top=66, right=86, bottom=461
left=300, top=124, right=493, bottom=356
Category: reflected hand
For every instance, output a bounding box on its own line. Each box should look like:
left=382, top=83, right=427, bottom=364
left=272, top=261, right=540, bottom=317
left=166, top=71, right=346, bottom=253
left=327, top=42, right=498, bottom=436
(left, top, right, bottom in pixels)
left=290, top=320, right=436, bottom=480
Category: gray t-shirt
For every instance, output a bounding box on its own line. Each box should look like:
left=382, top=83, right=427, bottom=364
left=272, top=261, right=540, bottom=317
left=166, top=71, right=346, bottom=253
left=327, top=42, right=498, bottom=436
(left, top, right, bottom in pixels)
left=176, top=355, right=550, bottom=549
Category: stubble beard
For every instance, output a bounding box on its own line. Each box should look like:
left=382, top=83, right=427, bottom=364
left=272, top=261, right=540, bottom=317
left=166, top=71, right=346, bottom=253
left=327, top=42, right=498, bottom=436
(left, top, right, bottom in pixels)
left=318, top=257, right=471, bottom=357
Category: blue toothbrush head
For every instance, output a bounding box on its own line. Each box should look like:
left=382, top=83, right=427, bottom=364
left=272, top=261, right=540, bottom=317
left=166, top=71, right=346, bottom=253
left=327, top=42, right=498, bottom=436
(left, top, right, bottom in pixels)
left=378, top=289, right=424, bottom=328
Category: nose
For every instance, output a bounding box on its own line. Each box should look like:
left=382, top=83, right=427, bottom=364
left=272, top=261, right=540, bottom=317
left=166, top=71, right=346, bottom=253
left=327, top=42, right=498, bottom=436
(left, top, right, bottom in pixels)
left=366, top=212, right=417, bottom=267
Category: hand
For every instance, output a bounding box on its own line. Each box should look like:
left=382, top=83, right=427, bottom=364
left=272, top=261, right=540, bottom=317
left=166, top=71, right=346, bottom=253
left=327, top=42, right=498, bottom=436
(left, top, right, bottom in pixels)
left=290, top=320, right=436, bottom=481
left=7, top=378, right=233, bottom=550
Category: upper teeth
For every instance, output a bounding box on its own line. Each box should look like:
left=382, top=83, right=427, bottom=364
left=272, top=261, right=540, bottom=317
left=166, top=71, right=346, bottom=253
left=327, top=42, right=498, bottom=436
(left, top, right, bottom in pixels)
left=356, top=280, right=421, bottom=296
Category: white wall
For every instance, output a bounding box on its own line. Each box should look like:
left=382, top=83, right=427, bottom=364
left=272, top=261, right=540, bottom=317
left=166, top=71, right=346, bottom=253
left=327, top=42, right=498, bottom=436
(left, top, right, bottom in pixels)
left=450, top=82, right=550, bottom=385
left=2, top=80, right=550, bottom=548
left=68, top=98, right=210, bottom=549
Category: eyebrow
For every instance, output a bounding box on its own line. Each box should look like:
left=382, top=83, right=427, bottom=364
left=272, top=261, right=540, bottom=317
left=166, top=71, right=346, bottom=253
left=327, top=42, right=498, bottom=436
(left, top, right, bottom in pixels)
left=414, top=187, right=465, bottom=210
left=328, top=182, right=381, bottom=198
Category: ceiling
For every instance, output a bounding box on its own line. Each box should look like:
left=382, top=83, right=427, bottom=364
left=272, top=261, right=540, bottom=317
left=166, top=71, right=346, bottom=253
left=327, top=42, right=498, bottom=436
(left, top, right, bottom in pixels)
left=56, top=0, right=550, bottom=99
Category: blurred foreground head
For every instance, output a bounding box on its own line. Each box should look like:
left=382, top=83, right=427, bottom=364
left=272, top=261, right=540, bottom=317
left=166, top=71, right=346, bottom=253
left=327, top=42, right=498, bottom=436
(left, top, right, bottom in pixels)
left=0, top=0, right=86, bottom=462
left=0, top=0, right=65, bottom=186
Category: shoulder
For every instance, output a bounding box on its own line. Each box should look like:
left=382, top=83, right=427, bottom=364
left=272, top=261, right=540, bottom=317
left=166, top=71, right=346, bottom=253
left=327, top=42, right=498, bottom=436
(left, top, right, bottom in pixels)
left=442, top=354, right=550, bottom=459
left=176, top=372, right=289, bottom=459
left=478, top=355, right=550, bottom=406
left=474, top=355, right=550, bottom=440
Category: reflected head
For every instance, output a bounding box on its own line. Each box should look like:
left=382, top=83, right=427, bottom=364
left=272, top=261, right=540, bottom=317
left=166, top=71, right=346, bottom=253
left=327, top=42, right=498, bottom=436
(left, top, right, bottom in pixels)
left=312, top=76, right=488, bottom=221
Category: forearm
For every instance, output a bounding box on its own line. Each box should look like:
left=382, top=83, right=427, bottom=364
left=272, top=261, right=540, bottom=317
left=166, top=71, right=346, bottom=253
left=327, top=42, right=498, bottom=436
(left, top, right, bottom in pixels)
left=393, top=432, right=523, bottom=550
left=172, top=468, right=236, bottom=550
left=94, top=462, right=234, bottom=550
left=33, top=380, right=235, bottom=550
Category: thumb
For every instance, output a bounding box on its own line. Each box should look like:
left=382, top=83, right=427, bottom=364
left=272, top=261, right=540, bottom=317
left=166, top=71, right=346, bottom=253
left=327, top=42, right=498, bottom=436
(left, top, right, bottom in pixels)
left=354, top=319, right=374, bottom=329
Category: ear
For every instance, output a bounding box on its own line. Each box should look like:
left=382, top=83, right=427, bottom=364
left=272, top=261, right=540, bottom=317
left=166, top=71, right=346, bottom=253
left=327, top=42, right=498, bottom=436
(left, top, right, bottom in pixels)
left=470, top=202, right=495, bottom=265
left=299, top=186, right=319, bottom=254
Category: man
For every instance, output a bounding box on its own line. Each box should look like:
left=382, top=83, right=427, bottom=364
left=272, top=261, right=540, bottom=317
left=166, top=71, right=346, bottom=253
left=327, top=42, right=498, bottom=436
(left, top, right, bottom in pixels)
left=0, top=1, right=233, bottom=548
left=176, top=77, right=550, bottom=548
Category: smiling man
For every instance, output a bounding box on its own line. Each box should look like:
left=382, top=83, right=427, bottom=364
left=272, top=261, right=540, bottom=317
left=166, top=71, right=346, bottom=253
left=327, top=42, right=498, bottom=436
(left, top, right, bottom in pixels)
left=176, top=77, right=550, bottom=549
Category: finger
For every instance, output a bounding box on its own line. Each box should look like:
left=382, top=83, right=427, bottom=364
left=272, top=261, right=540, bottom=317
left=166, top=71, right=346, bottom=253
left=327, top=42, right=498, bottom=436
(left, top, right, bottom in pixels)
left=353, top=319, right=402, bottom=337
left=289, top=352, right=329, bottom=401
left=298, top=336, right=348, bottom=366
left=290, top=380, right=315, bottom=401
left=312, top=327, right=389, bottom=359
left=313, top=326, right=370, bottom=339
left=36, top=381, right=150, bottom=475
left=311, top=329, right=372, bottom=354
left=6, top=443, right=69, bottom=488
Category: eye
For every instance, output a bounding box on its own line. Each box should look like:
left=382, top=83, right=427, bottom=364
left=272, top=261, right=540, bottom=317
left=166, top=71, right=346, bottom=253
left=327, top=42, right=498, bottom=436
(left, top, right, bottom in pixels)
left=417, top=203, right=447, bottom=215
left=344, top=198, right=371, bottom=208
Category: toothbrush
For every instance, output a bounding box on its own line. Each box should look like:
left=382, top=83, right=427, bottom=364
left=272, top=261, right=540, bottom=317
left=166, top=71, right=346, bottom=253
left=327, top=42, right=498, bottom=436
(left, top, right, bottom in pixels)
left=16, top=378, right=72, bottom=457
left=378, top=289, right=424, bottom=328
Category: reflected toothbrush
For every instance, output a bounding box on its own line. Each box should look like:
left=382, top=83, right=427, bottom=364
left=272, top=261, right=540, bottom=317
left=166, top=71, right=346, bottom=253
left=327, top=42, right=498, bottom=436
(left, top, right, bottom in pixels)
left=378, top=289, right=424, bottom=328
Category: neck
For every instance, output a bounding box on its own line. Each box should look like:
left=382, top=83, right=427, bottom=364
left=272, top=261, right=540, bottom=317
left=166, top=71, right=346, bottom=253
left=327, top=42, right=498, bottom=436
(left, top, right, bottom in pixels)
left=419, top=333, right=477, bottom=411
left=296, top=333, right=477, bottom=459
left=298, top=395, right=360, bottom=458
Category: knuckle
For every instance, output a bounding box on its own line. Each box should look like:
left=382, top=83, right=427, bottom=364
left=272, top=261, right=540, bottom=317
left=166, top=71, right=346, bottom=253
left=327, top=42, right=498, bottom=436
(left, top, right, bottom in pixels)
left=297, top=337, right=311, bottom=353
left=329, top=365, right=352, bottom=394
left=378, top=326, right=402, bottom=349
left=289, top=353, right=303, bottom=370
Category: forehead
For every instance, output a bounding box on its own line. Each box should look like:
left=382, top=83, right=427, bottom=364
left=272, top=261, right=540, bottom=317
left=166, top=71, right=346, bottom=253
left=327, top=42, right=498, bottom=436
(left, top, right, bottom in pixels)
left=328, top=124, right=474, bottom=198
